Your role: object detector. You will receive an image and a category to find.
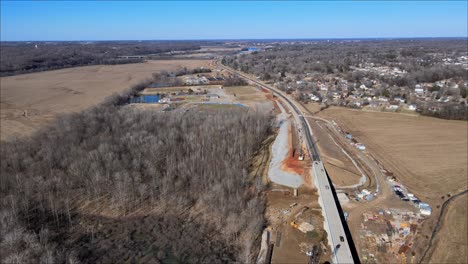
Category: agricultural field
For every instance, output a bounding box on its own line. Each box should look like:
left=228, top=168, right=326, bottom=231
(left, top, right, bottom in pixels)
left=0, top=59, right=209, bottom=141
left=317, top=107, right=467, bottom=262
left=318, top=107, right=467, bottom=202
left=427, top=194, right=467, bottom=264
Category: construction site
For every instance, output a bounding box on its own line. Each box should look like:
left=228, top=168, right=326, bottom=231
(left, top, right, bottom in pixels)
left=125, top=68, right=333, bottom=263
left=296, top=102, right=442, bottom=263
left=258, top=188, right=331, bottom=264
left=357, top=208, right=428, bottom=264
left=253, top=99, right=332, bottom=264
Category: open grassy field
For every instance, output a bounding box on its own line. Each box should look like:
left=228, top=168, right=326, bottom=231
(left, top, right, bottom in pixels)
left=196, top=104, right=245, bottom=110
left=318, top=107, right=467, bottom=262
left=302, top=102, right=322, bottom=114
left=318, top=107, right=467, bottom=201
left=142, top=85, right=221, bottom=93
left=427, top=194, right=467, bottom=264
left=223, top=86, right=275, bottom=110
left=224, top=86, right=261, bottom=95
left=0, top=59, right=209, bottom=141
left=307, top=118, right=363, bottom=187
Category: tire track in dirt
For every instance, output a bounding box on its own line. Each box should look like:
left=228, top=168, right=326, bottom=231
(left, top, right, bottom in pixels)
left=418, top=189, right=468, bottom=263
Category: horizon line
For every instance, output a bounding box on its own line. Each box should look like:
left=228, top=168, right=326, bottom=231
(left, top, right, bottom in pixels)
left=1, top=36, right=467, bottom=42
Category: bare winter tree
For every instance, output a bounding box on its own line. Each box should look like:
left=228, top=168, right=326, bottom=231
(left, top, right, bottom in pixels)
left=0, top=73, right=273, bottom=263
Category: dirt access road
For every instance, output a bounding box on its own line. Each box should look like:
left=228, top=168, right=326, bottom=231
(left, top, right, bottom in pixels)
left=215, top=60, right=356, bottom=264
left=0, top=59, right=209, bottom=141
left=299, top=111, right=394, bottom=261
left=420, top=190, right=467, bottom=264
left=317, top=107, right=467, bottom=262
left=308, top=118, right=365, bottom=188
left=318, top=107, right=467, bottom=202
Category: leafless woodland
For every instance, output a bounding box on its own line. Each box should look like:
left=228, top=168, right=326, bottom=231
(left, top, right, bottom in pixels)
left=0, top=76, right=273, bottom=263
left=0, top=41, right=205, bottom=76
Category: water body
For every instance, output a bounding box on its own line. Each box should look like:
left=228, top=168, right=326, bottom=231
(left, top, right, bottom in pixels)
left=130, top=94, right=160, bottom=103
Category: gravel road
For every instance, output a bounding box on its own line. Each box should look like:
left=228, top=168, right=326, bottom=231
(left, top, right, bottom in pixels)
left=268, top=103, right=304, bottom=188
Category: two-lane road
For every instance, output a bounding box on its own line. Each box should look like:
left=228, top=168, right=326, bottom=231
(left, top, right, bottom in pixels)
left=216, top=60, right=356, bottom=263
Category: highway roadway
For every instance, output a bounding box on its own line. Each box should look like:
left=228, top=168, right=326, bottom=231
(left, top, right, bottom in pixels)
left=216, top=60, right=356, bottom=264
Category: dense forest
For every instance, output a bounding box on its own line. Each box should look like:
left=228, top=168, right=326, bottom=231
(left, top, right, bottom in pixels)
left=0, top=41, right=205, bottom=76
left=0, top=73, right=273, bottom=263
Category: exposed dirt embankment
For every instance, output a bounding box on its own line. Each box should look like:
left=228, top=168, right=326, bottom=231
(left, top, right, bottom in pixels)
left=268, top=118, right=304, bottom=188
left=281, top=125, right=312, bottom=187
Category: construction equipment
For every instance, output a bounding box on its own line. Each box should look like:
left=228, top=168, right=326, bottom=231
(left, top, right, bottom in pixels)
left=298, top=153, right=305, bottom=161
left=290, top=221, right=299, bottom=229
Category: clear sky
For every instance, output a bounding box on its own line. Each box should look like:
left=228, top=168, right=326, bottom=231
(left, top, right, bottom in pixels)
left=1, top=1, right=467, bottom=41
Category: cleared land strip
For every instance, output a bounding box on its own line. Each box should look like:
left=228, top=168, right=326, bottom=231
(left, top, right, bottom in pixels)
left=215, top=59, right=357, bottom=264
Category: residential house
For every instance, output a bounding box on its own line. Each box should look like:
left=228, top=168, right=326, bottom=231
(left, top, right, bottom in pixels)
left=415, top=84, right=425, bottom=94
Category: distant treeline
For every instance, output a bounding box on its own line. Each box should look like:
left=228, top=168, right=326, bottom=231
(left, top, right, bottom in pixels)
left=223, top=39, right=468, bottom=85
left=224, top=75, right=249, bottom=87
left=0, top=71, right=273, bottom=263
left=0, top=41, right=207, bottom=76
left=173, top=66, right=212, bottom=76
left=419, top=102, right=468, bottom=120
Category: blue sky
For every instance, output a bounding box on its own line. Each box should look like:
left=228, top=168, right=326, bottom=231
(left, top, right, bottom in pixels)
left=1, top=1, right=467, bottom=41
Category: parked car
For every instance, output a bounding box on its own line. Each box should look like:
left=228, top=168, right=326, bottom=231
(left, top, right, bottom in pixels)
left=340, top=236, right=345, bottom=242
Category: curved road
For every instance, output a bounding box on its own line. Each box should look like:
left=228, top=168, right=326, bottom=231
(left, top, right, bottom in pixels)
left=418, top=190, right=468, bottom=263
left=216, top=60, right=356, bottom=264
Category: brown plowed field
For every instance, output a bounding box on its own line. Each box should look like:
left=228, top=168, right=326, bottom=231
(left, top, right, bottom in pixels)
left=318, top=107, right=468, bottom=263
left=318, top=107, right=467, bottom=200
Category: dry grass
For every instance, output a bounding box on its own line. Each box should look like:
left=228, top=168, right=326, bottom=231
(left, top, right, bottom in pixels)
left=318, top=107, right=467, bottom=201
left=196, top=104, right=241, bottom=110
left=307, top=118, right=363, bottom=187
left=224, top=86, right=261, bottom=96
left=141, top=85, right=221, bottom=94
left=428, top=194, right=468, bottom=264
left=221, top=86, right=274, bottom=108
left=318, top=107, right=468, bottom=262
left=0, top=59, right=209, bottom=141
left=265, top=190, right=330, bottom=264
left=302, top=102, right=322, bottom=114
